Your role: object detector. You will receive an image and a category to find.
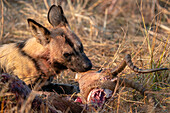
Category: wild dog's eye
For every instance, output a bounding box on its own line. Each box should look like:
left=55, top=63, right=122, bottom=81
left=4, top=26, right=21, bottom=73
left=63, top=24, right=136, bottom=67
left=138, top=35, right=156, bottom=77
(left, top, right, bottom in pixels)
left=46, top=37, right=51, bottom=43
left=63, top=53, right=71, bottom=58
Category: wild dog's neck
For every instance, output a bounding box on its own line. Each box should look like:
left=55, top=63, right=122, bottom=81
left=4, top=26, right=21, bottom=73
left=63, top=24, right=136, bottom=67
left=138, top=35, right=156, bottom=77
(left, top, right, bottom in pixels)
left=21, top=38, right=49, bottom=59
left=17, top=38, right=57, bottom=76
left=17, top=38, right=66, bottom=77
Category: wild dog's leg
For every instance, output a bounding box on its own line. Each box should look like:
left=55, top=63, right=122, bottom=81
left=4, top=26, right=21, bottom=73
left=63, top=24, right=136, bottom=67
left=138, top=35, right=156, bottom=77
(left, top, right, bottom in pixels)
left=111, top=54, right=169, bottom=76
left=41, top=83, right=79, bottom=94
left=29, top=74, right=78, bottom=94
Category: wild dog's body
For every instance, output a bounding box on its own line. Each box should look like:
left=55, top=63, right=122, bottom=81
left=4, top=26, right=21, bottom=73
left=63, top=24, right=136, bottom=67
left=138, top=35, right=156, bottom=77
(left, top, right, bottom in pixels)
left=0, top=5, right=92, bottom=86
left=0, top=38, right=49, bottom=84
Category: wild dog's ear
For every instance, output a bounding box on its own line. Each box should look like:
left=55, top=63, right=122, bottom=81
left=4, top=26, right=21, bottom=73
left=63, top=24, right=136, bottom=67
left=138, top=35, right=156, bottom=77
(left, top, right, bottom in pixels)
left=48, top=5, right=68, bottom=27
left=27, top=19, right=51, bottom=46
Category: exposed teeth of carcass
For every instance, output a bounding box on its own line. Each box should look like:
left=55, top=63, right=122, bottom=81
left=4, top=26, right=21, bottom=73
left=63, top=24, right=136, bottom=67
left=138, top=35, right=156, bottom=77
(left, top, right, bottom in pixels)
left=111, top=77, right=118, bottom=82
left=104, top=89, right=113, bottom=98
left=87, top=88, right=113, bottom=107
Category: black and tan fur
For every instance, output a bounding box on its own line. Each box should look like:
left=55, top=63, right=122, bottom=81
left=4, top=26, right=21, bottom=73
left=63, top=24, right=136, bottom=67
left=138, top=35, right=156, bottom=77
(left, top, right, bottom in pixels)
left=0, top=5, right=92, bottom=87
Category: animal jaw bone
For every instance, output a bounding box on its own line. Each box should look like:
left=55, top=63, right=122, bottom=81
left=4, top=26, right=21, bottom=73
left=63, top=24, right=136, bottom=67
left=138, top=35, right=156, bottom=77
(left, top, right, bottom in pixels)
left=77, top=54, right=169, bottom=109
left=111, top=54, right=169, bottom=76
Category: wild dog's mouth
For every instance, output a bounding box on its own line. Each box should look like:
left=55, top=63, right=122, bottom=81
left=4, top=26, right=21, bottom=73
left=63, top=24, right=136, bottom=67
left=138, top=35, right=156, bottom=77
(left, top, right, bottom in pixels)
left=67, top=57, right=92, bottom=72
left=69, top=65, right=92, bottom=72
left=70, top=68, right=76, bottom=72
left=53, top=62, right=67, bottom=70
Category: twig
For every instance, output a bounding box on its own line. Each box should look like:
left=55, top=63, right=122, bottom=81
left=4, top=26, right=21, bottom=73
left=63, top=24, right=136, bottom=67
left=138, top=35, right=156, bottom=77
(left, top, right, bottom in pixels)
left=51, top=0, right=55, bottom=5
left=103, top=8, right=108, bottom=30
left=145, top=91, right=170, bottom=95
left=67, top=0, right=74, bottom=13
left=155, top=22, right=170, bottom=33
left=151, top=0, right=156, bottom=19
left=132, top=21, right=168, bottom=44
left=32, top=0, right=37, bottom=9
left=43, top=0, right=49, bottom=10
left=120, top=97, right=144, bottom=104
left=117, top=86, right=125, bottom=113
left=88, top=0, right=103, bottom=11
left=20, top=92, right=37, bottom=113
left=108, top=0, right=118, bottom=13
left=0, top=0, right=4, bottom=43
left=74, top=13, right=95, bottom=38
left=156, top=1, right=170, bottom=15
left=4, top=0, right=12, bottom=8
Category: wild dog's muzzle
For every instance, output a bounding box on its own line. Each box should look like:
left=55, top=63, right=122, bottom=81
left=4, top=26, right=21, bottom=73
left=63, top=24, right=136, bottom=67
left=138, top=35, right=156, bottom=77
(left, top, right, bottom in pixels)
left=81, top=56, right=92, bottom=72
left=68, top=53, right=92, bottom=72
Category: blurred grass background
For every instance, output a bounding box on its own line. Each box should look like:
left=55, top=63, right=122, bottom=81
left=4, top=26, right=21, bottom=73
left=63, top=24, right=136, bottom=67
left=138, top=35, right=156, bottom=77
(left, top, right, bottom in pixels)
left=0, top=0, right=169, bottom=112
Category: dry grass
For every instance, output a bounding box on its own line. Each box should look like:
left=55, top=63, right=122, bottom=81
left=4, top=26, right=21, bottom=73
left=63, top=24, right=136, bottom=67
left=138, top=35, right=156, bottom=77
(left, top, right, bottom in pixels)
left=0, top=0, right=169, bottom=112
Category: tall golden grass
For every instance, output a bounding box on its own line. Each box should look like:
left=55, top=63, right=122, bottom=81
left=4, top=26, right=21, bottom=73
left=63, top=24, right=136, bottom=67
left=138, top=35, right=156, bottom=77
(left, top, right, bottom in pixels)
left=0, top=0, right=169, bottom=112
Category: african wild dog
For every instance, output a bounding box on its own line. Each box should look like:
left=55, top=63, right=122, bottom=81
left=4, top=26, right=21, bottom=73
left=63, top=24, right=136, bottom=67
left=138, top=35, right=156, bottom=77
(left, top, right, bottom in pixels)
left=0, top=5, right=92, bottom=91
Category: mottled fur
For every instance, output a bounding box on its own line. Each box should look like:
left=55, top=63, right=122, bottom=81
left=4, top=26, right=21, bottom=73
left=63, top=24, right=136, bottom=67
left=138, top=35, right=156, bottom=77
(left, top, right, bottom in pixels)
left=0, top=39, right=51, bottom=84
left=0, top=5, right=92, bottom=85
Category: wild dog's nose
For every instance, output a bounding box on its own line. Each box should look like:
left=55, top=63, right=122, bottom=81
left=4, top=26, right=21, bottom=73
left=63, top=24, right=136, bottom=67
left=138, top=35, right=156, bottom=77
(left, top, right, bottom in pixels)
left=83, top=61, right=92, bottom=71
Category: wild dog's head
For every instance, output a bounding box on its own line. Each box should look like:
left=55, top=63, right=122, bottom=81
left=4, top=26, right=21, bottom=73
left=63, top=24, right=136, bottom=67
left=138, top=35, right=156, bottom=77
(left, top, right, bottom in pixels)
left=27, top=5, right=92, bottom=73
